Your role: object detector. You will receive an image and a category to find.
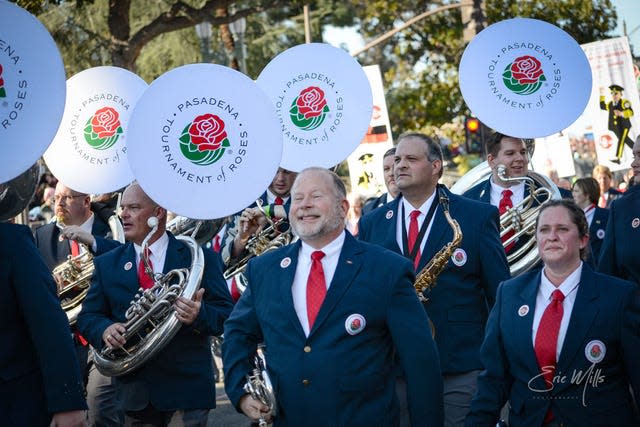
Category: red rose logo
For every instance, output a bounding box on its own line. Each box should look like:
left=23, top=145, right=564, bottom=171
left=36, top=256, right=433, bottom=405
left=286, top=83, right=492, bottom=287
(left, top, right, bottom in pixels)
left=91, top=107, right=121, bottom=139
left=188, top=113, right=228, bottom=152
left=590, top=345, right=601, bottom=358
left=350, top=319, right=361, bottom=330
left=0, top=63, right=5, bottom=98
left=296, top=87, right=328, bottom=119
left=510, top=56, right=544, bottom=85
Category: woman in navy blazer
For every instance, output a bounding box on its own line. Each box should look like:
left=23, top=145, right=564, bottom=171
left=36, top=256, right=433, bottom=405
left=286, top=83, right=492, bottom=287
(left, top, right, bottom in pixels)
left=571, top=177, right=609, bottom=266
left=467, top=199, right=640, bottom=427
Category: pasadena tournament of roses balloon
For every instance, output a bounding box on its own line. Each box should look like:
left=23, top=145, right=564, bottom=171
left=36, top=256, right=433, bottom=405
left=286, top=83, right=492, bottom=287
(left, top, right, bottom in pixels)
left=126, top=63, right=282, bottom=219
left=44, top=66, right=147, bottom=194
left=0, top=1, right=66, bottom=183
left=459, top=18, right=592, bottom=138
left=257, top=43, right=373, bottom=171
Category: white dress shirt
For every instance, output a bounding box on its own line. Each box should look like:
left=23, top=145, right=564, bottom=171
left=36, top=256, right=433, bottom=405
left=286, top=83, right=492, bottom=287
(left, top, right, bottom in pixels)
left=292, top=231, right=345, bottom=336
left=395, top=191, right=437, bottom=256
left=532, top=262, right=582, bottom=361
left=583, top=204, right=596, bottom=227
left=134, top=232, right=169, bottom=276
left=77, top=213, right=97, bottom=253
left=490, top=178, right=525, bottom=210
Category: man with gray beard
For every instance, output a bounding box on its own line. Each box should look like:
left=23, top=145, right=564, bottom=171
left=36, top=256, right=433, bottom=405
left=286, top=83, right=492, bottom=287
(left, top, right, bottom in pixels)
left=222, top=167, right=443, bottom=427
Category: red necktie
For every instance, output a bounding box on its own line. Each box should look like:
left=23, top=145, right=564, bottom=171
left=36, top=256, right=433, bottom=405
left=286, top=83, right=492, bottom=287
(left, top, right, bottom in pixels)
left=499, top=189, right=515, bottom=253
left=598, top=194, right=606, bottom=208
left=230, top=277, right=241, bottom=302
left=408, top=210, right=421, bottom=270
left=137, top=248, right=155, bottom=290
left=534, top=289, right=565, bottom=423
left=70, top=240, right=80, bottom=257
left=274, top=196, right=284, bottom=206
left=306, top=251, right=326, bottom=330
left=212, top=235, right=221, bottom=253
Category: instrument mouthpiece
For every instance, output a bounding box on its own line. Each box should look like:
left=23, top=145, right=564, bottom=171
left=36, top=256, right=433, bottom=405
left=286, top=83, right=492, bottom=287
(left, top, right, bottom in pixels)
left=147, top=216, right=159, bottom=228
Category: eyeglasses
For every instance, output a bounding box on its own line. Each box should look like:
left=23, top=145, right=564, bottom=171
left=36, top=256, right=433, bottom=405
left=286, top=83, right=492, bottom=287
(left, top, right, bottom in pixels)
left=54, top=194, right=85, bottom=203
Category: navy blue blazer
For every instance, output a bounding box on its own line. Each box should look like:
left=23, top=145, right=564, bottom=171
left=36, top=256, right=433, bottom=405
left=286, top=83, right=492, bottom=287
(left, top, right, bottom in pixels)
left=604, top=187, right=623, bottom=208
left=77, top=232, right=234, bottom=411
left=222, top=233, right=444, bottom=427
left=358, top=186, right=510, bottom=375
left=34, top=215, right=119, bottom=271
left=0, top=223, right=86, bottom=425
left=462, top=177, right=572, bottom=205
left=361, top=193, right=390, bottom=215
left=467, top=266, right=640, bottom=427
left=586, top=207, right=608, bottom=268
left=598, top=185, right=640, bottom=285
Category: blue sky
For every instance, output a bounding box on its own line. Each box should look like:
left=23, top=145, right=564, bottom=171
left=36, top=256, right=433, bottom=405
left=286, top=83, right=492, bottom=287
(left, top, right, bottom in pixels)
left=612, top=0, right=640, bottom=56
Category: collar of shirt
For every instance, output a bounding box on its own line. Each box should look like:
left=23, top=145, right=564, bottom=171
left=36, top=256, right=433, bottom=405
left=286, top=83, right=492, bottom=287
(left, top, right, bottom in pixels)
left=266, top=189, right=289, bottom=205
left=79, top=212, right=95, bottom=234
left=533, top=262, right=583, bottom=360
left=385, top=193, right=395, bottom=204
left=583, top=204, right=596, bottom=227
left=396, top=192, right=437, bottom=254
left=134, top=231, right=170, bottom=275
left=489, top=177, right=525, bottom=209
left=293, top=231, right=346, bottom=336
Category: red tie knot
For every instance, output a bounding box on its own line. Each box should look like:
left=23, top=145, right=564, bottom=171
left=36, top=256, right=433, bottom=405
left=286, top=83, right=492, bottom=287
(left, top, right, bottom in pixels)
left=501, top=189, right=513, bottom=200
left=274, top=196, right=284, bottom=205
left=311, top=250, right=325, bottom=262
left=551, top=289, right=565, bottom=303
left=410, top=210, right=421, bottom=221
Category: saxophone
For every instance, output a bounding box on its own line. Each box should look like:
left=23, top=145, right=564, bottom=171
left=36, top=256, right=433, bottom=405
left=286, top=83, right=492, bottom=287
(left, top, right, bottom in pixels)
left=414, top=188, right=463, bottom=303
left=244, top=346, right=277, bottom=427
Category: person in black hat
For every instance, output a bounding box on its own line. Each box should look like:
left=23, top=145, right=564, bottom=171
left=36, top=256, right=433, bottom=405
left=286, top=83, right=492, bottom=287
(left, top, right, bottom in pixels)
left=599, top=84, right=634, bottom=164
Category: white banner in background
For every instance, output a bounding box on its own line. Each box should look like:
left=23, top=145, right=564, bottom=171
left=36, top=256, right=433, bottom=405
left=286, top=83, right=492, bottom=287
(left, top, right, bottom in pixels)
left=347, top=65, right=393, bottom=197
left=532, top=133, right=575, bottom=178
left=581, top=37, right=639, bottom=171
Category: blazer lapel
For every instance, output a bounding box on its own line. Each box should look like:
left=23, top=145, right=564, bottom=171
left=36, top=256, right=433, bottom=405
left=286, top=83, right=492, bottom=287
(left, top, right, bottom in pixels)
left=515, top=272, right=544, bottom=381
left=556, top=266, right=599, bottom=374
left=54, top=226, right=71, bottom=261
left=309, top=234, right=362, bottom=336
left=278, top=241, right=305, bottom=337
left=381, top=198, right=402, bottom=255
left=478, top=180, right=491, bottom=203
left=162, top=233, right=186, bottom=273
left=419, top=186, right=452, bottom=270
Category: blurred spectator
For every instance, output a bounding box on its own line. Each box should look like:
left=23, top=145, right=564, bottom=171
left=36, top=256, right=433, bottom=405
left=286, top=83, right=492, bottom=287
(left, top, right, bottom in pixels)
left=592, top=164, right=623, bottom=208
left=346, top=193, right=366, bottom=237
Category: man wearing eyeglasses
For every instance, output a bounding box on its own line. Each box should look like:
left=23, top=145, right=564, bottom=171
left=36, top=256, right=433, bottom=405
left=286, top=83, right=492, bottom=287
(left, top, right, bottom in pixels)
left=599, top=84, right=634, bottom=164
left=34, top=181, right=122, bottom=426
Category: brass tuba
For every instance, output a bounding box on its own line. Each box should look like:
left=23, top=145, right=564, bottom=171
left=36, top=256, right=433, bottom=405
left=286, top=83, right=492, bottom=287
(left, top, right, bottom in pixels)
left=92, top=217, right=204, bottom=377
left=451, top=161, right=561, bottom=276
left=223, top=200, right=294, bottom=294
left=244, top=345, right=277, bottom=427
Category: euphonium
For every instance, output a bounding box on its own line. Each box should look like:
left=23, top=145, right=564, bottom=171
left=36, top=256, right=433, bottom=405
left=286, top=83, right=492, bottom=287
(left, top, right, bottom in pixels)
left=244, top=346, right=277, bottom=427
left=54, top=242, right=94, bottom=325
left=451, top=161, right=561, bottom=276
left=223, top=200, right=294, bottom=294
left=92, top=217, right=204, bottom=377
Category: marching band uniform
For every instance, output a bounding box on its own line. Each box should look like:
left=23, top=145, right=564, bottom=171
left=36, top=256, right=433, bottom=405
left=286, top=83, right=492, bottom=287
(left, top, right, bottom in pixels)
left=223, top=231, right=444, bottom=426
left=359, top=185, right=510, bottom=426
left=361, top=192, right=393, bottom=215
left=77, top=231, right=234, bottom=422
left=585, top=205, right=608, bottom=268
left=462, top=177, right=572, bottom=206
left=466, top=264, right=640, bottom=427
left=0, top=223, right=87, bottom=425
left=597, top=184, right=640, bottom=285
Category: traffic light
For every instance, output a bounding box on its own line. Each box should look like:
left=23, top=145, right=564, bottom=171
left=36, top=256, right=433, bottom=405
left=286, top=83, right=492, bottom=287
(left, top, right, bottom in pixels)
left=464, top=117, right=485, bottom=155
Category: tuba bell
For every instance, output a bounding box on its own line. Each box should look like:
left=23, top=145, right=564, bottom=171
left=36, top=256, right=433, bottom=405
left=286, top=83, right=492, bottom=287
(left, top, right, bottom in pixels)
left=92, top=218, right=204, bottom=377
left=451, top=160, right=561, bottom=276
left=0, top=163, right=41, bottom=223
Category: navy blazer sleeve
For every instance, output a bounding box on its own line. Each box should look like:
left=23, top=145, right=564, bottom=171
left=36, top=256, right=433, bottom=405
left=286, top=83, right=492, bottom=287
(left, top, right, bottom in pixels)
left=77, top=259, right=114, bottom=350
left=622, top=284, right=640, bottom=407
left=222, top=258, right=264, bottom=409
left=387, top=258, right=444, bottom=426
left=597, top=205, right=618, bottom=277
left=477, top=205, right=510, bottom=308
left=2, top=224, right=87, bottom=413
left=466, top=282, right=512, bottom=427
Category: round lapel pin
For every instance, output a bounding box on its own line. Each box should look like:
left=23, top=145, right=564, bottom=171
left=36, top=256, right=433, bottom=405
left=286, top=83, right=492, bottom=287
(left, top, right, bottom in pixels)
left=632, top=218, right=640, bottom=229
left=451, top=248, right=467, bottom=267
left=596, top=229, right=605, bottom=239
left=345, top=313, right=366, bottom=335
left=385, top=210, right=394, bottom=220
left=518, top=304, right=529, bottom=317
left=124, top=261, right=133, bottom=271
left=585, top=340, right=606, bottom=363
left=280, top=257, right=291, bottom=268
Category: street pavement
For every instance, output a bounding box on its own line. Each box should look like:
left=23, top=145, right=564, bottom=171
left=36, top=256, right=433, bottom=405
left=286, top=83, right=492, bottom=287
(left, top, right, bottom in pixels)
left=207, top=382, right=251, bottom=426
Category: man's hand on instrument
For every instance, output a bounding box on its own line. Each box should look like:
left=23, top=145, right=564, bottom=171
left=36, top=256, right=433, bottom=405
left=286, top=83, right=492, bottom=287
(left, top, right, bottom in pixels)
left=239, top=394, right=272, bottom=423
left=60, top=225, right=96, bottom=248
left=102, top=323, right=127, bottom=350
left=174, top=288, right=205, bottom=325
